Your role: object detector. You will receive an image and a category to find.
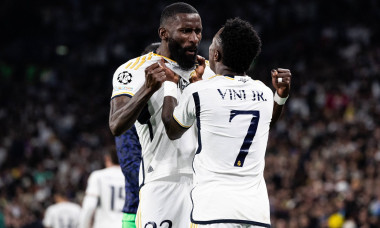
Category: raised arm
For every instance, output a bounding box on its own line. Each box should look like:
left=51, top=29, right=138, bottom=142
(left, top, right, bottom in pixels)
left=270, top=68, right=291, bottom=128
left=159, top=59, right=189, bottom=140
left=109, top=63, right=166, bottom=136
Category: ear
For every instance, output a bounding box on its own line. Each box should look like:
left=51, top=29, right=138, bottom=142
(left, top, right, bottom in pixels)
left=158, top=27, right=168, bottom=41
left=214, top=50, right=222, bottom=62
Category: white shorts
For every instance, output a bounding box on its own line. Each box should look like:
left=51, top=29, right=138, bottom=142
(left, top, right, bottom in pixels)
left=136, top=174, right=193, bottom=228
left=191, top=223, right=268, bottom=228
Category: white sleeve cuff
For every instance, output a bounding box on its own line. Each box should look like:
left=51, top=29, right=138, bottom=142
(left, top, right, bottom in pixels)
left=164, top=81, right=178, bottom=99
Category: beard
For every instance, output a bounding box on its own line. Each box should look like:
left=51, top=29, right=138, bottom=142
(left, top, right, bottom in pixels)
left=168, top=38, right=198, bottom=70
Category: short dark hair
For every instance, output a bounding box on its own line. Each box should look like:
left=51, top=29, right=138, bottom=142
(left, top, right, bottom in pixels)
left=109, top=148, right=119, bottom=165
left=105, top=147, right=119, bottom=165
left=219, top=18, right=262, bottom=74
left=141, top=42, right=160, bottom=55
left=52, top=187, right=68, bottom=198
left=160, top=2, right=198, bottom=26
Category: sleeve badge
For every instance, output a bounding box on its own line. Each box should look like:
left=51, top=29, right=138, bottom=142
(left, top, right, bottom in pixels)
left=117, top=71, right=133, bottom=84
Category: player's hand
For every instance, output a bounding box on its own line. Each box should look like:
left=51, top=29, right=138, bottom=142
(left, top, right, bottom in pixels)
left=190, top=55, right=206, bottom=83
left=159, top=58, right=179, bottom=83
left=144, top=62, right=166, bottom=92
left=271, top=68, right=291, bottom=98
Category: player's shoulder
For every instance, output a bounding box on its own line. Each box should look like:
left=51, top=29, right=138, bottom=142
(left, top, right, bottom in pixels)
left=64, top=202, right=81, bottom=210
left=71, top=202, right=81, bottom=209
left=114, top=52, right=159, bottom=75
left=184, top=77, right=213, bottom=94
left=252, top=79, right=273, bottom=93
left=104, top=166, right=123, bottom=175
left=91, top=166, right=123, bottom=178
left=112, top=52, right=160, bottom=87
left=88, top=169, right=104, bottom=179
left=45, top=203, right=56, bottom=212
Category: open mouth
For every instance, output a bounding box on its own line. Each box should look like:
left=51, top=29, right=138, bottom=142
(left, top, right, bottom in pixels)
left=185, top=48, right=197, bottom=56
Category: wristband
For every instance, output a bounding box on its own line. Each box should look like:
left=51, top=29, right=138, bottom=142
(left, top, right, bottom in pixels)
left=274, top=92, right=289, bottom=105
left=164, top=81, right=178, bottom=98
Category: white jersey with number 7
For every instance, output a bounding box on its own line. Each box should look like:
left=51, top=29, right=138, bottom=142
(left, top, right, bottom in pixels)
left=173, top=75, right=273, bottom=226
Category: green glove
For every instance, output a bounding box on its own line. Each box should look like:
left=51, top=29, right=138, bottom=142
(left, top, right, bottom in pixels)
left=122, top=213, right=136, bottom=228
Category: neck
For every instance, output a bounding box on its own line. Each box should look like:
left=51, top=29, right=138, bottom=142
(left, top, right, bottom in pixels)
left=106, top=163, right=119, bottom=168
left=215, top=64, right=243, bottom=76
left=105, top=160, right=116, bottom=168
left=55, top=196, right=67, bottom=203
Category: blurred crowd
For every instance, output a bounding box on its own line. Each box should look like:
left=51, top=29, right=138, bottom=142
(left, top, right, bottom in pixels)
left=0, top=0, right=379, bottom=227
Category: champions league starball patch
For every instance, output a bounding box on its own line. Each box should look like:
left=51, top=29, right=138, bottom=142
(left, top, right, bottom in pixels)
left=117, top=71, right=133, bottom=84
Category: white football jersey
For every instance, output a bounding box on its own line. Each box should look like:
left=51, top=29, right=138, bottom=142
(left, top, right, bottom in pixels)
left=82, top=166, right=125, bottom=228
left=111, top=52, right=215, bottom=185
left=173, top=75, right=273, bottom=226
left=43, top=201, right=81, bottom=228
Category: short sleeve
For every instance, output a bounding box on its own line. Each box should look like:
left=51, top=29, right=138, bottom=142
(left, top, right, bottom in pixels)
left=85, top=172, right=100, bottom=197
left=111, top=58, right=145, bottom=99
left=173, top=86, right=197, bottom=128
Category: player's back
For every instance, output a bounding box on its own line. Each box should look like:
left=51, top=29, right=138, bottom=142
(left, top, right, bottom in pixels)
left=88, top=166, right=125, bottom=228
left=43, top=202, right=81, bottom=228
left=191, top=76, right=273, bottom=182
left=187, top=75, right=273, bottom=225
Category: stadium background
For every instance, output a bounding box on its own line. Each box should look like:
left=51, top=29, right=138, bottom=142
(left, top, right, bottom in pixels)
left=0, top=0, right=379, bottom=227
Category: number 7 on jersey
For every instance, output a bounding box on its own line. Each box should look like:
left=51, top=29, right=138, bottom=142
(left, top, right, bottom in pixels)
left=229, top=110, right=260, bottom=167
